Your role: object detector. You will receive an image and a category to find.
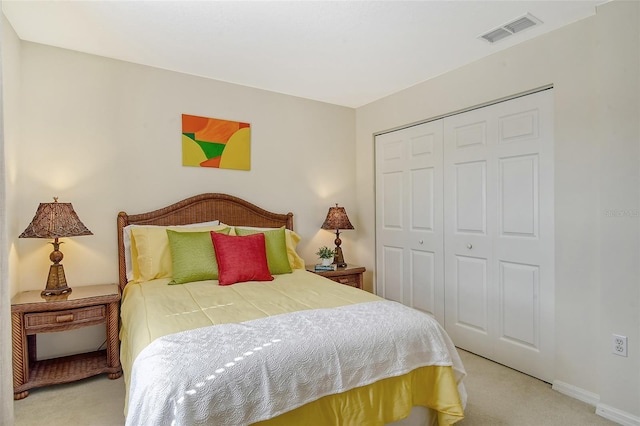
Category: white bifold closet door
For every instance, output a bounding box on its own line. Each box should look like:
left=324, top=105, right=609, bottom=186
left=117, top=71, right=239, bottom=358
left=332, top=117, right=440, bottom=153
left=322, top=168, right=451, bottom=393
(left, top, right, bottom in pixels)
left=375, top=89, right=554, bottom=382
left=443, top=89, right=555, bottom=382
left=375, top=120, right=445, bottom=323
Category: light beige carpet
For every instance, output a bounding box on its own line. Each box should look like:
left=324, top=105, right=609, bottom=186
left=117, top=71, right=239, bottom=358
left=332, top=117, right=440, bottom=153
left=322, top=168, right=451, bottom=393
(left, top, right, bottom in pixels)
left=455, top=350, right=616, bottom=425
left=13, top=349, right=617, bottom=425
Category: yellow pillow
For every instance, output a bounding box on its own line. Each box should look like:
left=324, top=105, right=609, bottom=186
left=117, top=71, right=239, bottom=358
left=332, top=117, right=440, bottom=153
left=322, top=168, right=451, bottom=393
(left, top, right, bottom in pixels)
left=231, top=226, right=305, bottom=269
left=131, top=224, right=230, bottom=282
left=285, top=230, right=305, bottom=269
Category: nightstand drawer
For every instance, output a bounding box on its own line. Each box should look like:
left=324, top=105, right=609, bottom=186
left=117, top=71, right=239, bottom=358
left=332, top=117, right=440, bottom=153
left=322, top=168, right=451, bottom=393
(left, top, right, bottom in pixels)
left=329, top=274, right=360, bottom=287
left=24, top=306, right=106, bottom=333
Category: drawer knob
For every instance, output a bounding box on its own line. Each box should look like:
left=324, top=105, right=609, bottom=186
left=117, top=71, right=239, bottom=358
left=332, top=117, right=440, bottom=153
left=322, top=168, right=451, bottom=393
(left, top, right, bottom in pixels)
left=338, top=278, right=349, bottom=284
left=56, top=314, right=74, bottom=323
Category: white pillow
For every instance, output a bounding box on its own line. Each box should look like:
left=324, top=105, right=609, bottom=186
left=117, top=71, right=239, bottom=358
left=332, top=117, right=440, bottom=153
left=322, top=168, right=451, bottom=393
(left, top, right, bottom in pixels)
left=123, top=220, right=220, bottom=281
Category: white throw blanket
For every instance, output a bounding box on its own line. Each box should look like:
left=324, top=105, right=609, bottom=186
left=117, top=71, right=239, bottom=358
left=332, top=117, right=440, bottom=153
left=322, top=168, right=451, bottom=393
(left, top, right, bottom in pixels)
left=126, top=300, right=465, bottom=426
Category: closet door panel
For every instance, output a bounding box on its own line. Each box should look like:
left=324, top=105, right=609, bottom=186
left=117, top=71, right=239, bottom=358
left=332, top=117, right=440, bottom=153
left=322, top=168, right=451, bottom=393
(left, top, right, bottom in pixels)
left=411, top=250, right=435, bottom=314
left=381, top=246, right=404, bottom=303
left=499, top=155, right=538, bottom=237
left=499, top=261, right=539, bottom=348
left=454, top=255, right=488, bottom=333
left=454, top=161, right=486, bottom=234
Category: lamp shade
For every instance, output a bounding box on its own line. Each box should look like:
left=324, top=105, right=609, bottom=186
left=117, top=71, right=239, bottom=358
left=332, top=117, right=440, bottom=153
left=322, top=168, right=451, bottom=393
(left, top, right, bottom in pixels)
left=19, top=198, right=92, bottom=239
left=321, top=204, right=354, bottom=231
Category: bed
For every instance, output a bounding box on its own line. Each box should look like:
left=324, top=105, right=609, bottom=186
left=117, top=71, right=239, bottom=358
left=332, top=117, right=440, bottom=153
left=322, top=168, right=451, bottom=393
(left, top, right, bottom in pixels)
left=117, top=193, right=466, bottom=425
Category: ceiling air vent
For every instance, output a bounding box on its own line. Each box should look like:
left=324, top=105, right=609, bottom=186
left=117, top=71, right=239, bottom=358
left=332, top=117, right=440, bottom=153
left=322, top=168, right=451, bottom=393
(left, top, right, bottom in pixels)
left=480, top=13, right=542, bottom=43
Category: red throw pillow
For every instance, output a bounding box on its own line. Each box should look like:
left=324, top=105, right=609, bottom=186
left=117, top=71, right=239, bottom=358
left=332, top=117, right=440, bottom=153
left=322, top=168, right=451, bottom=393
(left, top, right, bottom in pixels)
left=210, top=232, right=274, bottom=286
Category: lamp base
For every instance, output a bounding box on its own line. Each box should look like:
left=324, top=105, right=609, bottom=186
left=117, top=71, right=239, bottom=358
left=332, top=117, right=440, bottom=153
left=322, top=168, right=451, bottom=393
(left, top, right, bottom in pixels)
left=42, top=264, right=72, bottom=297
left=333, top=246, right=347, bottom=268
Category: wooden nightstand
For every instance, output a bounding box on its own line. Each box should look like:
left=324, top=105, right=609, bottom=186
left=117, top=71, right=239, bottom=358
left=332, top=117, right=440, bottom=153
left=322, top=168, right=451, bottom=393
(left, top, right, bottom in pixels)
left=306, top=264, right=366, bottom=289
left=11, top=284, right=122, bottom=400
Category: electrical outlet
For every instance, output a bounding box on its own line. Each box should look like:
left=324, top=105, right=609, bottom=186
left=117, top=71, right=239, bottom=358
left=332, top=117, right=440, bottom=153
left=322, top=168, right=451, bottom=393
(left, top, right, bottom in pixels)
left=612, top=334, right=628, bottom=357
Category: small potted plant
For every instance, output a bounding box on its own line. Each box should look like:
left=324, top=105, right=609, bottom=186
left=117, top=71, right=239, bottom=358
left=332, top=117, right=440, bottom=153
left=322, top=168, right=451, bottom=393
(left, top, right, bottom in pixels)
left=316, top=246, right=335, bottom=266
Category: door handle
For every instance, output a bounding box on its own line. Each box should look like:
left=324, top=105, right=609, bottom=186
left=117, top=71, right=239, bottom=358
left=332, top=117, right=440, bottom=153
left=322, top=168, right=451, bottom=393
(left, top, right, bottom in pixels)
left=467, top=244, right=473, bottom=249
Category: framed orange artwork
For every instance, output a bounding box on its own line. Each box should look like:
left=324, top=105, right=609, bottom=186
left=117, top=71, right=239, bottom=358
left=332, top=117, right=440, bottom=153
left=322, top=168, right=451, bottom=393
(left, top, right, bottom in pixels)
left=182, top=114, right=251, bottom=170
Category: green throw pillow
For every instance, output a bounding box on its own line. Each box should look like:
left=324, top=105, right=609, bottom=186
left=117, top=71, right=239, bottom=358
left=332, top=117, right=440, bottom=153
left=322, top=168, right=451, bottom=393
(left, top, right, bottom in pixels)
left=166, top=228, right=230, bottom=284
left=234, top=226, right=292, bottom=275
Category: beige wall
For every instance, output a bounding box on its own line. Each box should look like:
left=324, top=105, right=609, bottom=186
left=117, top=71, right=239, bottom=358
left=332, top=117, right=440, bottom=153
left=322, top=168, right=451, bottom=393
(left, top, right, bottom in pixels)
left=1, top=13, right=21, bottom=426
left=13, top=41, right=356, bottom=357
left=595, top=1, right=640, bottom=420
left=355, top=0, right=639, bottom=421
left=3, top=15, right=20, bottom=298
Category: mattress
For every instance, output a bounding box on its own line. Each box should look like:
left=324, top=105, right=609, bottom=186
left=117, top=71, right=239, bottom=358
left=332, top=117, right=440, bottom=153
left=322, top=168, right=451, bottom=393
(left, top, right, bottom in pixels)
left=120, top=269, right=466, bottom=425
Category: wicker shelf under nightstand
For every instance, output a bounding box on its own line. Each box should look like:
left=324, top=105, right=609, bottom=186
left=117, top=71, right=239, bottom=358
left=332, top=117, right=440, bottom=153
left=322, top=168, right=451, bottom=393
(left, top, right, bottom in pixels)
left=306, top=265, right=366, bottom=289
left=11, top=284, right=122, bottom=400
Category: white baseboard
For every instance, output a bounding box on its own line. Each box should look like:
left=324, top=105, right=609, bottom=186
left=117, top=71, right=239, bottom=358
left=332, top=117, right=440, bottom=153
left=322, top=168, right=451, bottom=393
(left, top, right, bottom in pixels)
left=596, top=404, right=640, bottom=426
left=552, top=380, right=640, bottom=426
left=552, top=380, right=600, bottom=406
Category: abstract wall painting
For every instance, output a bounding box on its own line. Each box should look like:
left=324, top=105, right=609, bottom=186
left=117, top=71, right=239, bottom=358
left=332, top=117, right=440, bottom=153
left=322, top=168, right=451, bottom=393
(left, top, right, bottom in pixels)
left=182, top=114, right=251, bottom=170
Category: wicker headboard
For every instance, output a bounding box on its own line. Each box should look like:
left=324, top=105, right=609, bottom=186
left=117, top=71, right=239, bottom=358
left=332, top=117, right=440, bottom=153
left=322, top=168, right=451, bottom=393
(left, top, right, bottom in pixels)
left=117, top=193, right=294, bottom=291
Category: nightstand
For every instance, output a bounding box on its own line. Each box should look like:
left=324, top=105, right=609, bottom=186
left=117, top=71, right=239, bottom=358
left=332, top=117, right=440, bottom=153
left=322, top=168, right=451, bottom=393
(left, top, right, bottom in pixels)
left=11, top=284, right=122, bottom=400
left=306, top=264, right=366, bottom=289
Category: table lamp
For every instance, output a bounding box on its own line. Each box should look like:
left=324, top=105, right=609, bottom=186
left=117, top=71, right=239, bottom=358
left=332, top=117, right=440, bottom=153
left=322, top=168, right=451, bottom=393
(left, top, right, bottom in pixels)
left=19, top=198, right=93, bottom=297
left=321, top=203, right=354, bottom=267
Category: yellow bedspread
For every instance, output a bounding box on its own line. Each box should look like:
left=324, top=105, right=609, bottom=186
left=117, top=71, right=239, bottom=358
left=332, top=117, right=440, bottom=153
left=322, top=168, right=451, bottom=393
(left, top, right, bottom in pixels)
left=120, top=269, right=465, bottom=425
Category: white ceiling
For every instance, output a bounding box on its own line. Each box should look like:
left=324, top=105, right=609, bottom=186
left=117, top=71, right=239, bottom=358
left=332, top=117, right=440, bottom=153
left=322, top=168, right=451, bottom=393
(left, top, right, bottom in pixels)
left=2, top=0, right=605, bottom=108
